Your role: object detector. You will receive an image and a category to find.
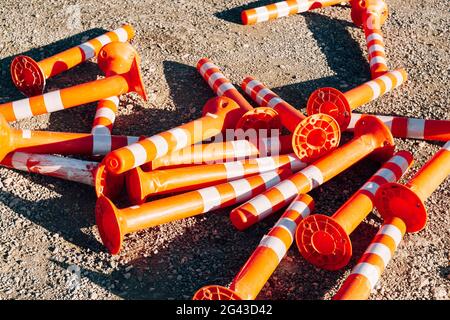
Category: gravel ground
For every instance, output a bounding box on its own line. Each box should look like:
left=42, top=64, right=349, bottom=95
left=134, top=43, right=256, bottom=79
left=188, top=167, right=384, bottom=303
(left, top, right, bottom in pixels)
left=0, top=0, right=448, bottom=300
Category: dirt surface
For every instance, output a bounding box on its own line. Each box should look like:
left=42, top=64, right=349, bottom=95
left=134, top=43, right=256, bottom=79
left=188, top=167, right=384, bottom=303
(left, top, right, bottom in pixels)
left=0, top=0, right=448, bottom=300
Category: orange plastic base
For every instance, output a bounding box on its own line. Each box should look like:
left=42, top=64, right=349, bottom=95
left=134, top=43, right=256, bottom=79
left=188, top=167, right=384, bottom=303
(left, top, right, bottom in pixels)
left=235, top=107, right=282, bottom=131
left=350, top=0, right=388, bottom=28
left=306, top=87, right=351, bottom=130
left=0, top=115, right=12, bottom=161
left=95, top=196, right=124, bottom=255
left=296, top=214, right=352, bottom=270
left=10, top=55, right=46, bottom=97
left=374, top=183, right=427, bottom=233
left=292, top=113, right=341, bottom=162
left=94, top=163, right=125, bottom=200
left=193, top=285, right=243, bottom=300
left=353, top=115, right=395, bottom=162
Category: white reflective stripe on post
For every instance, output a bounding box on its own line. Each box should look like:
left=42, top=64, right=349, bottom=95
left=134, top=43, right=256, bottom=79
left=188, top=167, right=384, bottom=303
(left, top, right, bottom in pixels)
left=259, top=235, right=287, bottom=262
left=208, top=72, right=225, bottom=87
left=167, top=128, right=189, bottom=150
left=224, top=161, right=246, bottom=179
left=388, top=154, right=410, bottom=173
left=444, top=141, right=450, bottom=151
left=217, top=83, right=235, bottom=96
left=255, top=156, right=277, bottom=172
left=407, top=119, right=425, bottom=139
left=360, top=181, right=380, bottom=196
left=229, top=178, right=253, bottom=203
left=198, top=187, right=222, bottom=212
left=275, top=1, right=291, bottom=17
left=255, top=7, right=270, bottom=22
left=126, top=143, right=147, bottom=167
left=288, top=200, right=311, bottom=218
left=79, top=43, right=96, bottom=59
left=267, top=96, right=282, bottom=109
left=92, top=135, right=112, bottom=155
left=366, top=243, right=392, bottom=267
left=274, top=179, right=298, bottom=201
left=379, top=224, right=403, bottom=246
left=366, top=81, right=381, bottom=100
left=148, top=135, right=169, bottom=158
left=260, top=171, right=281, bottom=189
left=301, top=165, right=324, bottom=190
left=375, top=168, right=396, bottom=183
left=43, top=90, right=65, bottom=113
left=113, top=28, right=129, bottom=42
left=250, top=195, right=273, bottom=216
left=274, top=217, right=297, bottom=241
left=199, top=62, right=215, bottom=76
left=351, top=262, right=380, bottom=289
left=12, top=98, right=33, bottom=120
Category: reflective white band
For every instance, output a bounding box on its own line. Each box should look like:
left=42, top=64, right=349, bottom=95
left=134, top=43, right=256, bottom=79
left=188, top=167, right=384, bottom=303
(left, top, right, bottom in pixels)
left=113, top=28, right=129, bottom=42
left=167, top=128, right=189, bottom=150
left=366, top=81, right=381, bottom=100
left=376, top=168, right=396, bottom=182
left=95, top=107, right=116, bottom=122
left=360, top=181, right=380, bottom=196
left=250, top=195, right=273, bottom=216
left=368, top=44, right=385, bottom=55
left=126, top=143, right=147, bottom=167
left=391, top=70, right=405, bottom=87
left=244, top=79, right=259, bottom=93
left=274, top=179, right=298, bottom=201
left=379, top=224, right=403, bottom=246
left=260, top=171, right=281, bottom=189
left=198, top=187, right=222, bottom=212
left=11, top=152, right=30, bottom=171
left=224, top=161, right=246, bottom=179
left=21, top=129, right=32, bottom=139
left=230, top=140, right=253, bottom=158
left=43, top=90, right=65, bottom=113
left=296, top=0, right=310, bottom=12
left=255, top=7, right=270, bottom=22
left=444, top=141, right=450, bottom=151
left=259, top=235, right=287, bottom=262
left=301, top=165, right=324, bottom=190
left=199, top=62, right=215, bottom=76
left=274, top=217, right=297, bottom=241
left=127, top=136, right=139, bottom=145
left=287, top=200, right=310, bottom=218
left=78, top=42, right=96, bottom=60
left=376, top=115, right=394, bottom=130
left=91, top=125, right=111, bottom=135
left=366, top=243, right=392, bottom=267
left=407, top=118, right=425, bottom=139
left=93, top=135, right=112, bottom=155
left=217, top=82, right=235, bottom=96
left=95, top=34, right=111, bottom=47
left=229, top=178, right=253, bottom=203
left=288, top=154, right=306, bottom=171
left=208, top=72, right=225, bottom=88
left=255, top=156, right=277, bottom=172
left=256, top=88, right=271, bottom=105
left=148, top=135, right=169, bottom=158
left=351, top=262, right=380, bottom=289
left=370, top=56, right=387, bottom=68
left=267, top=96, right=282, bottom=109
left=103, top=96, right=120, bottom=105
left=275, top=1, right=290, bottom=17
left=378, top=75, right=392, bottom=93
left=388, top=154, right=410, bottom=173
left=12, top=98, right=33, bottom=120
left=366, top=33, right=383, bottom=43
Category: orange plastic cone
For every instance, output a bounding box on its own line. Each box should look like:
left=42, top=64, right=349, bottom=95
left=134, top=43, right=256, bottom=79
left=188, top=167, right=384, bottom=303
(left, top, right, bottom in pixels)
left=193, top=194, right=314, bottom=300
left=127, top=153, right=307, bottom=204
left=197, top=58, right=281, bottom=131
left=333, top=216, right=406, bottom=300
left=307, top=68, right=407, bottom=130
left=241, top=0, right=347, bottom=25
left=1, top=151, right=123, bottom=199
left=10, top=25, right=135, bottom=97
left=1, top=42, right=146, bottom=123
left=0, top=114, right=138, bottom=161
left=230, top=115, right=394, bottom=230
left=348, top=113, right=450, bottom=142
left=241, top=76, right=341, bottom=162
left=103, top=97, right=250, bottom=175
left=361, top=0, right=389, bottom=78
left=149, top=135, right=294, bottom=170
left=295, top=151, right=413, bottom=270
left=96, top=168, right=294, bottom=254
left=374, top=141, right=450, bottom=233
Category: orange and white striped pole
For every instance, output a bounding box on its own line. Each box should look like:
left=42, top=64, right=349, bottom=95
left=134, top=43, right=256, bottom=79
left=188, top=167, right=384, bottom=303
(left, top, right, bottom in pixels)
left=10, top=25, right=135, bottom=97
left=103, top=97, right=248, bottom=175
left=149, top=135, right=294, bottom=170
left=0, top=152, right=123, bottom=199
left=194, top=194, right=314, bottom=300
left=348, top=113, right=450, bottom=142
left=91, top=97, right=119, bottom=135
left=307, top=68, right=407, bottom=130
left=374, top=141, right=450, bottom=233
left=230, top=115, right=395, bottom=231
left=362, top=0, right=389, bottom=78
left=197, top=58, right=281, bottom=131
left=241, top=76, right=341, bottom=161
left=126, top=153, right=307, bottom=204
left=241, top=0, right=347, bottom=25
left=0, top=50, right=147, bottom=123
left=96, top=168, right=294, bottom=254
left=333, top=216, right=406, bottom=300
left=295, top=151, right=413, bottom=270
left=0, top=114, right=138, bottom=161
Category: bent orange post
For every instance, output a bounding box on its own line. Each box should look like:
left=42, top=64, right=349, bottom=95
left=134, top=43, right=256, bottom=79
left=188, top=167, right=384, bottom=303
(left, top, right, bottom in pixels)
left=230, top=115, right=394, bottom=231
left=296, top=151, right=413, bottom=270
left=307, top=68, right=407, bottom=130
left=10, top=25, right=135, bottom=97
left=193, top=194, right=313, bottom=300
left=96, top=168, right=294, bottom=254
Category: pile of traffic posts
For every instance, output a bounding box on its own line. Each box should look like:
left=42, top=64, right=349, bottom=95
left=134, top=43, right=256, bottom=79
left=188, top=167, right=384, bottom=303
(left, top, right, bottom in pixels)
left=0, top=0, right=448, bottom=300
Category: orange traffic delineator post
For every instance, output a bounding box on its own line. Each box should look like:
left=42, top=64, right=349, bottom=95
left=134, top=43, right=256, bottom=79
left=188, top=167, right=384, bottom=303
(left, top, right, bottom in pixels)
left=295, top=151, right=413, bottom=270
left=197, top=58, right=281, bottom=131
left=1, top=42, right=147, bottom=123
left=230, top=115, right=395, bottom=231
left=348, top=113, right=450, bottom=142
left=103, top=96, right=248, bottom=175
left=0, top=151, right=123, bottom=199
left=307, top=68, right=407, bottom=130
left=96, top=168, right=294, bottom=254
left=350, top=0, right=388, bottom=28
left=0, top=113, right=139, bottom=161
left=241, top=0, right=347, bottom=25
left=149, top=135, right=294, bottom=170
left=241, top=77, right=341, bottom=162
left=193, top=194, right=314, bottom=300
left=127, top=153, right=307, bottom=204
left=361, top=0, right=389, bottom=78
left=374, top=141, right=450, bottom=233
left=10, top=25, right=135, bottom=97
left=91, top=96, right=119, bottom=135
left=333, top=216, right=406, bottom=300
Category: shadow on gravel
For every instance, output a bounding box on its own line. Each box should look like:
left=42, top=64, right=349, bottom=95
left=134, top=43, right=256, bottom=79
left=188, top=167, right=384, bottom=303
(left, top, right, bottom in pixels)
left=215, top=1, right=276, bottom=24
